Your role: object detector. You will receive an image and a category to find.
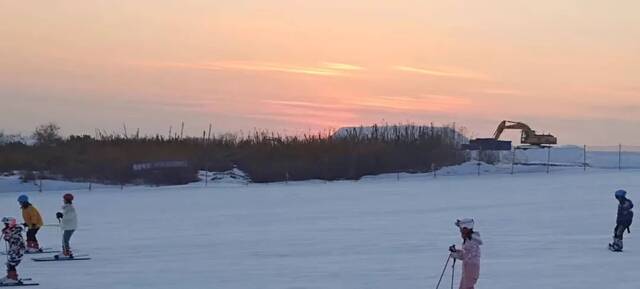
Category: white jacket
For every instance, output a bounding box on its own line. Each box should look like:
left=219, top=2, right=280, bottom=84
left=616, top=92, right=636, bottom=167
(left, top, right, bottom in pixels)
left=451, top=232, right=482, bottom=264
left=60, top=204, right=78, bottom=231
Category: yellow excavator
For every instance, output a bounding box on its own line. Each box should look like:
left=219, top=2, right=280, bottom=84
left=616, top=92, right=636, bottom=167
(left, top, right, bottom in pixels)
left=493, top=120, right=557, bottom=146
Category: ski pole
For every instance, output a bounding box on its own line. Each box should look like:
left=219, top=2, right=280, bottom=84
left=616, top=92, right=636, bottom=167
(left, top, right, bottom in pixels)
left=4, top=238, right=8, bottom=261
left=58, top=219, right=63, bottom=253
left=435, top=254, right=452, bottom=289
left=451, top=259, right=456, bottom=289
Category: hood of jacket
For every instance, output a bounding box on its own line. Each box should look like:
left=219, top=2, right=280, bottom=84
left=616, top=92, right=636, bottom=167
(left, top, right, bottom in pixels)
left=469, top=232, right=483, bottom=246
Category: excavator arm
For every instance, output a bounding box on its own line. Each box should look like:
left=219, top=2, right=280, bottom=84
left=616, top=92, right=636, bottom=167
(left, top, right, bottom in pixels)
left=493, top=120, right=557, bottom=145
left=494, top=121, right=534, bottom=139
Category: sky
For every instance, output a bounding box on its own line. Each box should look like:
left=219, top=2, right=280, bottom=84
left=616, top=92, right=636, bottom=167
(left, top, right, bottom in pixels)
left=1, top=1, right=639, bottom=145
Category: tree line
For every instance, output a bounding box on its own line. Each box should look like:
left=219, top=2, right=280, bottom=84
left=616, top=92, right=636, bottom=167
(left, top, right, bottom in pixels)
left=0, top=123, right=467, bottom=185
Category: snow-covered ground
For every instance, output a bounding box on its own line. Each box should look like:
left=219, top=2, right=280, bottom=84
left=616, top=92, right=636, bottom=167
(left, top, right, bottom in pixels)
left=1, top=169, right=639, bottom=289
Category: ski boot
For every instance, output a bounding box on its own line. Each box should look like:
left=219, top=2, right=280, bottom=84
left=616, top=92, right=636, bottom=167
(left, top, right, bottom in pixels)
left=609, top=238, right=623, bottom=252
left=26, top=247, right=42, bottom=253
left=0, top=271, right=19, bottom=285
left=54, top=248, right=73, bottom=260
left=26, top=241, right=42, bottom=253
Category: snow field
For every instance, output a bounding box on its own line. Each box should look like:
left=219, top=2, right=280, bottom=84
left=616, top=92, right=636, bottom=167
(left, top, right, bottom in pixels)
left=0, top=170, right=639, bottom=288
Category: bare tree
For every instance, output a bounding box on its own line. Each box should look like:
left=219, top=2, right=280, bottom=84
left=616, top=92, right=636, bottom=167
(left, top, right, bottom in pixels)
left=32, top=123, right=62, bottom=146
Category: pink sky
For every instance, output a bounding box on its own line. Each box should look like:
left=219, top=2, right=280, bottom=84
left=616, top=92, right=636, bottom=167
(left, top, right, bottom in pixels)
left=1, top=1, right=639, bottom=145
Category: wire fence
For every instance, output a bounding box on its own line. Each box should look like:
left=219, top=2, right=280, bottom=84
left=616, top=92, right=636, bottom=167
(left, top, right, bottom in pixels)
left=370, top=145, right=640, bottom=179
left=456, top=145, right=640, bottom=176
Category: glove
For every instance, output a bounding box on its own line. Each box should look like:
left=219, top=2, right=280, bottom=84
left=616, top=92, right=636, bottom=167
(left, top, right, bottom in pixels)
left=449, top=245, right=457, bottom=253
left=56, top=212, right=63, bottom=219
left=22, top=223, right=28, bottom=228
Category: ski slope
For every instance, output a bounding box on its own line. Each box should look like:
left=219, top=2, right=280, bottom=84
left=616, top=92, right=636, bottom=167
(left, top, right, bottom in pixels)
left=0, top=170, right=639, bottom=289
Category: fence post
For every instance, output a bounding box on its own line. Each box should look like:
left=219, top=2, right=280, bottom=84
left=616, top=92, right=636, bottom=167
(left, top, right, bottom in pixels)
left=583, top=145, right=587, bottom=171
left=546, top=147, right=551, bottom=174
left=432, top=163, right=436, bottom=178
left=619, top=144, right=622, bottom=171
left=396, top=171, right=400, bottom=182
left=38, top=179, right=43, bottom=192
left=204, top=171, right=208, bottom=187
left=511, top=148, right=515, bottom=175
left=477, top=162, right=481, bottom=176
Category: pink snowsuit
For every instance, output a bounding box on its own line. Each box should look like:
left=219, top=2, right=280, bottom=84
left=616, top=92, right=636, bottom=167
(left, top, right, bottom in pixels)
left=451, top=232, right=482, bottom=289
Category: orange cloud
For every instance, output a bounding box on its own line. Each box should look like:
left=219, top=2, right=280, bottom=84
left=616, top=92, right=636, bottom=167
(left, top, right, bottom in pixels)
left=144, top=61, right=364, bottom=77
left=347, top=94, right=472, bottom=113
left=321, top=62, right=364, bottom=71
left=394, top=66, right=488, bottom=80
left=481, top=89, right=526, bottom=96
left=245, top=113, right=351, bottom=128
left=256, top=98, right=362, bottom=128
left=263, top=100, right=351, bottom=110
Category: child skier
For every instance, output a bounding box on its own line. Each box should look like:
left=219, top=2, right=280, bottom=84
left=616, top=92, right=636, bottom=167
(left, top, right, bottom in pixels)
left=610, top=189, right=633, bottom=252
left=55, top=193, right=77, bottom=258
left=17, top=195, right=44, bottom=253
left=449, top=218, right=482, bottom=289
left=0, top=217, right=25, bottom=285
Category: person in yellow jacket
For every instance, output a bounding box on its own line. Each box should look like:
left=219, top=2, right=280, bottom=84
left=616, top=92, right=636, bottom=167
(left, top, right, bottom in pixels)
left=17, top=195, right=43, bottom=253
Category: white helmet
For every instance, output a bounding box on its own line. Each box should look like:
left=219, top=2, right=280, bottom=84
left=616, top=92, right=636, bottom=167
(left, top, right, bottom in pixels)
left=455, top=218, right=474, bottom=230
left=1, top=217, right=16, bottom=227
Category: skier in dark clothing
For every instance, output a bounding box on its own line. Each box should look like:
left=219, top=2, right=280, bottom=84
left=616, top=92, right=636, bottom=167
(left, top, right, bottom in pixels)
left=610, top=189, right=633, bottom=251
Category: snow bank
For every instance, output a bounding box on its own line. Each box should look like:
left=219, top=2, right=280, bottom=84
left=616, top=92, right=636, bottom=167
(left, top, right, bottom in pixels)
left=197, top=168, right=251, bottom=186
left=0, top=175, right=113, bottom=194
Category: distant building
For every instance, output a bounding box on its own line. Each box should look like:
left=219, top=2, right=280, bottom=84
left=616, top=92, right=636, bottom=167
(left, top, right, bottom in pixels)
left=132, top=160, right=189, bottom=171
left=131, top=160, right=196, bottom=185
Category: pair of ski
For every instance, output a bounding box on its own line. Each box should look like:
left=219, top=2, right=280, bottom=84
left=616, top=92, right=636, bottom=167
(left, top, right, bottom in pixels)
left=1, top=248, right=59, bottom=256
left=5, top=255, right=92, bottom=286
left=3, top=247, right=91, bottom=260
left=0, top=278, right=38, bottom=287
left=32, top=254, right=91, bottom=262
left=0, top=250, right=91, bottom=287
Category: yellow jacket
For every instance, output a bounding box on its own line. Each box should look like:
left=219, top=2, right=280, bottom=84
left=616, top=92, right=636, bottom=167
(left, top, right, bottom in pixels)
left=22, top=205, right=43, bottom=229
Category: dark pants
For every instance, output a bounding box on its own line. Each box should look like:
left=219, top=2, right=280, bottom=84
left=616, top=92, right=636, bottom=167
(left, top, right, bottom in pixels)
left=63, top=230, right=75, bottom=250
left=614, top=224, right=630, bottom=240
left=26, top=228, right=39, bottom=243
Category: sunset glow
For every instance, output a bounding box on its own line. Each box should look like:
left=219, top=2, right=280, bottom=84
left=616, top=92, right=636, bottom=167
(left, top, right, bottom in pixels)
left=1, top=1, right=639, bottom=144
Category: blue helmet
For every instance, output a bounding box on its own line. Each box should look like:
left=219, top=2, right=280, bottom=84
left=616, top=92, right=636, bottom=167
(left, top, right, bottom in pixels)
left=615, top=190, right=627, bottom=198
left=17, top=194, right=29, bottom=204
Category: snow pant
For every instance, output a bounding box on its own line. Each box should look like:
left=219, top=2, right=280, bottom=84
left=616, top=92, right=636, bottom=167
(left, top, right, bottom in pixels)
left=5, top=248, right=22, bottom=267
left=5, top=255, right=20, bottom=268
left=459, top=262, right=480, bottom=289
left=614, top=224, right=630, bottom=240
left=26, top=228, right=39, bottom=247
left=5, top=264, right=18, bottom=281
left=62, top=230, right=74, bottom=251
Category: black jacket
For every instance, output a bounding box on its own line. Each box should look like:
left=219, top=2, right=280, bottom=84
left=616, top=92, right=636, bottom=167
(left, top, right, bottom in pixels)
left=617, top=197, right=634, bottom=226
